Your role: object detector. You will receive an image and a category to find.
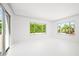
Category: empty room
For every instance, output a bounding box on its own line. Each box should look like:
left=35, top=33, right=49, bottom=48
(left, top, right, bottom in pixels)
left=0, top=3, right=79, bottom=56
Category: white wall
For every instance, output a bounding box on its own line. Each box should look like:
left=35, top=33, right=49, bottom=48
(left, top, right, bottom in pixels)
left=12, top=14, right=79, bottom=56
left=12, top=15, right=29, bottom=44
left=13, top=15, right=52, bottom=44
left=50, top=15, right=79, bottom=55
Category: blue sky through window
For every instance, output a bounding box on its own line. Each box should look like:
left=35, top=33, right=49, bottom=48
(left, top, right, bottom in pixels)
left=0, top=7, right=3, bottom=21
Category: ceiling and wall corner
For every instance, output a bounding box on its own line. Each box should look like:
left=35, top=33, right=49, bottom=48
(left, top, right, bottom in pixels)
left=8, top=3, right=79, bottom=21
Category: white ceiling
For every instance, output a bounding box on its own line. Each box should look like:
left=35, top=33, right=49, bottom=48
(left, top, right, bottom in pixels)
left=10, top=3, right=79, bottom=21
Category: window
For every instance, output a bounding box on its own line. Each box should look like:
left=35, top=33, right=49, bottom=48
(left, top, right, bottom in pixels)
left=30, top=23, right=46, bottom=33
left=0, top=7, right=3, bottom=34
left=0, top=4, right=10, bottom=55
left=0, top=5, right=3, bottom=54
left=57, top=22, right=75, bottom=34
left=0, top=22, right=2, bottom=34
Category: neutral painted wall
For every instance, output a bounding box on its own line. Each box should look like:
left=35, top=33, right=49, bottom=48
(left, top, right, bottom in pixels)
left=13, top=15, right=52, bottom=44
left=11, top=14, right=79, bottom=56
left=50, top=15, right=79, bottom=55
left=12, top=15, right=29, bottom=44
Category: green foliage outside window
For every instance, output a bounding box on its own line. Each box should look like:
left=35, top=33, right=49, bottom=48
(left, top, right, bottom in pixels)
left=30, top=23, right=46, bottom=33
left=0, top=21, right=2, bottom=34
left=58, top=22, right=75, bottom=34
left=0, top=8, right=3, bottom=34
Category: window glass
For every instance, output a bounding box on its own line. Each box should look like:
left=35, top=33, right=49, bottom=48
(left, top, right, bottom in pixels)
left=30, top=23, right=46, bottom=33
